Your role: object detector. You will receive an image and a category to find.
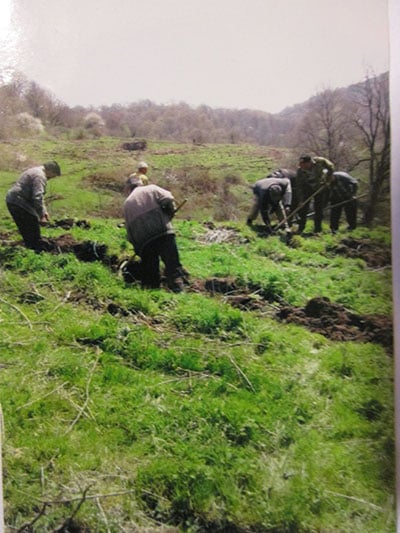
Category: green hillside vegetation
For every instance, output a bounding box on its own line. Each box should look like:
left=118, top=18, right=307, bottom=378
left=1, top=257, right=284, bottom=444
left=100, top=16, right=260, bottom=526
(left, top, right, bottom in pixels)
left=0, top=138, right=394, bottom=531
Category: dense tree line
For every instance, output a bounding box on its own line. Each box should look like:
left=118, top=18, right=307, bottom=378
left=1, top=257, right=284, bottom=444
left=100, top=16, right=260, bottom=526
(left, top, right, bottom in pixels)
left=0, top=71, right=323, bottom=145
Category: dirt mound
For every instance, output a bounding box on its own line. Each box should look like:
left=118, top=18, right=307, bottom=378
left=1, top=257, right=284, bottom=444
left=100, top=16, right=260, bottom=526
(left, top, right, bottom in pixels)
left=329, top=238, right=391, bottom=268
left=47, top=218, right=91, bottom=230
left=277, top=296, right=392, bottom=349
left=37, top=234, right=119, bottom=269
left=190, top=277, right=271, bottom=311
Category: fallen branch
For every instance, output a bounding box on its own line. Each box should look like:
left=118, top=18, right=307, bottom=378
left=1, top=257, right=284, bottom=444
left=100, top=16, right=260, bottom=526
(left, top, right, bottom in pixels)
left=17, top=503, right=49, bottom=532
left=325, top=489, right=384, bottom=511
left=64, top=351, right=100, bottom=435
left=0, top=297, right=33, bottom=330
left=16, top=382, right=69, bottom=411
left=40, top=488, right=137, bottom=505
left=53, top=484, right=93, bottom=532
left=228, top=355, right=255, bottom=392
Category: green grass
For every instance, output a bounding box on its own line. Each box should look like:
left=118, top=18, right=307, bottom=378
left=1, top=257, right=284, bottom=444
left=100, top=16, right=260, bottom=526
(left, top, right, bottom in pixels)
left=0, top=137, right=394, bottom=531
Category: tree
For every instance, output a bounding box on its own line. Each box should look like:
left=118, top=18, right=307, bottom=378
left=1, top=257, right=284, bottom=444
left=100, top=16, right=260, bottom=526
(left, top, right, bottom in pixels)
left=294, top=88, right=358, bottom=169
left=83, top=111, right=106, bottom=137
left=351, top=72, right=390, bottom=226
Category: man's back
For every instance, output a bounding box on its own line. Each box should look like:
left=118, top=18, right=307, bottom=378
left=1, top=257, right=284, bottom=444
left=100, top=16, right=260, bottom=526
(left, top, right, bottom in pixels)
left=123, top=184, right=175, bottom=254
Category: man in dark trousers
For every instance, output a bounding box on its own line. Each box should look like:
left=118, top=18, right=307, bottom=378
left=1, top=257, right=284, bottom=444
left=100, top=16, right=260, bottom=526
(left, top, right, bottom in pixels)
left=246, top=175, right=292, bottom=233
left=6, top=161, right=61, bottom=251
left=296, top=154, right=334, bottom=234
left=123, top=177, right=188, bottom=292
left=328, top=171, right=358, bottom=233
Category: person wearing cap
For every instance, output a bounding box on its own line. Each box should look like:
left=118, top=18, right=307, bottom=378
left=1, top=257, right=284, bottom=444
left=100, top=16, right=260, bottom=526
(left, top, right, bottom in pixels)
left=327, top=171, right=358, bottom=233
left=125, top=161, right=149, bottom=192
left=6, top=161, right=61, bottom=251
left=123, top=177, right=188, bottom=292
left=296, top=154, right=334, bottom=234
left=246, top=176, right=292, bottom=233
left=266, top=168, right=299, bottom=214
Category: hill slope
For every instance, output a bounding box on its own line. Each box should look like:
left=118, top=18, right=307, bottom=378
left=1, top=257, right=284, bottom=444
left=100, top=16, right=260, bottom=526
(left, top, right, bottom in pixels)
left=0, top=138, right=394, bottom=531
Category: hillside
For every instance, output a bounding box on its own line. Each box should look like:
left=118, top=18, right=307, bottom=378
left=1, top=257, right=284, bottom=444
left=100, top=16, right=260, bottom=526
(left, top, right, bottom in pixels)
left=0, top=138, right=394, bottom=531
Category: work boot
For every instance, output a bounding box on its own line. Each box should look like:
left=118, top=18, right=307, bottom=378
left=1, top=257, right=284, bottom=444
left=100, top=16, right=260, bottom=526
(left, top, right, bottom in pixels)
left=168, top=277, right=184, bottom=293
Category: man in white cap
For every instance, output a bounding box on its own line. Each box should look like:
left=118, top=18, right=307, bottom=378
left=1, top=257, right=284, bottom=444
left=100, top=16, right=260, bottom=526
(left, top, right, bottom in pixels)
left=133, top=161, right=149, bottom=183
left=247, top=175, right=292, bottom=234
left=125, top=161, right=149, bottom=195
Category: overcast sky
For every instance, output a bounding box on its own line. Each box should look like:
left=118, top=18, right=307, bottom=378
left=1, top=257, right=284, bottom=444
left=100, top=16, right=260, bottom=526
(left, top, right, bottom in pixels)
left=0, top=0, right=390, bottom=113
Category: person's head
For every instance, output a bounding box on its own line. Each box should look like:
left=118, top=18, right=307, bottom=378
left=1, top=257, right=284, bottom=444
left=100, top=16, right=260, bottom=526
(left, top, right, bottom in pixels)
left=125, top=176, right=143, bottom=194
left=268, top=184, right=282, bottom=203
left=137, top=161, right=148, bottom=174
left=298, top=154, right=313, bottom=171
left=43, top=160, right=61, bottom=179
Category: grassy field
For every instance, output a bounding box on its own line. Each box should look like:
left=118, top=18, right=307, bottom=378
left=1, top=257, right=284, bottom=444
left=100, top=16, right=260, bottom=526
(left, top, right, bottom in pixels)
left=0, top=138, right=394, bottom=532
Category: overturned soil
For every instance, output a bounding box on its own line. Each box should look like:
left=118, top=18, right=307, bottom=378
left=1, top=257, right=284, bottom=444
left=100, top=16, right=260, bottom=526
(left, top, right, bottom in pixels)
left=1, top=227, right=392, bottom=350
left=328, top=237, right=391, bottom=268
left=39, top=232, right=120, bottom=270
left=277, top=296, right=392, bottom=349
left=190, top=279, right=392, bottom=350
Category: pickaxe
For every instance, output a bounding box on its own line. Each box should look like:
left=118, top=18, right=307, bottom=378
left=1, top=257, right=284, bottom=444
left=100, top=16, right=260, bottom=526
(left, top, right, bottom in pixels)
left=306, top=193, right=368, bottom=217
left=274, top=182, right=328, bottom=231
left=174, top=198, right=187, bottom=214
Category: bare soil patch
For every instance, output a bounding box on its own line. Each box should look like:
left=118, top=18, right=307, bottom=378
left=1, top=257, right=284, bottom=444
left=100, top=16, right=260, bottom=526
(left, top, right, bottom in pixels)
left=190, top=277, right=267, bottom=311
left=277, top=296, right=392, bottom=349
left=191, top=277, right=392, bottom=350
left=329, top=237, right=391, bottom=268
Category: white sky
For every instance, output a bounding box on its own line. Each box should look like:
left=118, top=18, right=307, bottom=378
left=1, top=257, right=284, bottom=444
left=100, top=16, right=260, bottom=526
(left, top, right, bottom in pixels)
left=0, top=0, right=390, bottom=113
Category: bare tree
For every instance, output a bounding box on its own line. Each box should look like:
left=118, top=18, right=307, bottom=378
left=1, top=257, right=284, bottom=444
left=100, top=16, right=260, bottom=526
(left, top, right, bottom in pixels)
left=294, top=88, right=358, bottom=169
left=352, top=72, right=390, bottom=226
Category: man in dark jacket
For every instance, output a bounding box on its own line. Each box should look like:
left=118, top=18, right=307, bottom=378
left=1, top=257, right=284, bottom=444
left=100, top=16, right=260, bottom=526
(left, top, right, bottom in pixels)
left=296, top=154, right=334, bottom=233
left=123, top=177, right=187, bottom=292
left=6, top=161, right=61, bottom=251
left=328, top=171, right=358, bottom=233
left=246, top=176, right=292, bottom=233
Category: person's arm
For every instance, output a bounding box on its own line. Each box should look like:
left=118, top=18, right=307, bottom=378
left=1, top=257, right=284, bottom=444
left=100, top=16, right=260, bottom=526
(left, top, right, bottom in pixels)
left=282, top=180, right=292, bottom=210
left=31, top=175, right=48, bottom=221
left=156, top=187, right=176, bottom=218
left=323, top=158, right=334, bottom=178
left=247, top=192, right=260, bottom=225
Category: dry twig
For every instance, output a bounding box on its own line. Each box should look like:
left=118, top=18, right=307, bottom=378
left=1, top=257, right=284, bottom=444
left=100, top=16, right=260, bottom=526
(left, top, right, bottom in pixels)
left=0, top=297, right=32, bottom=330
left=64, top=351, right=100, bottom=435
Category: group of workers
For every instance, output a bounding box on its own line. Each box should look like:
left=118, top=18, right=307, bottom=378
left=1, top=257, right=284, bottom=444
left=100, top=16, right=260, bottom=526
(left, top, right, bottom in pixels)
left=247, top=155, right=358, bottom=235
left=5, top=154, right=359, bottom=293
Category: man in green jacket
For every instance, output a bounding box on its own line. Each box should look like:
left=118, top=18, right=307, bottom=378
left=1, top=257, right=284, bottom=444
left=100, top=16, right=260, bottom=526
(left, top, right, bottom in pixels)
left=295, top=154, right=334, bottom=233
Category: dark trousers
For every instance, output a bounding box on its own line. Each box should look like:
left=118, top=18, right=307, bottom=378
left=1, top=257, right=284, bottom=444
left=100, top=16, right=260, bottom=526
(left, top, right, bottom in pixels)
left=7, top=203, right=41, bottom=249
left=330, top=198, right=357, bottom=231
left=140, top=234, right=182, bottom=288
left=298, top=186, right=327, bottom=233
